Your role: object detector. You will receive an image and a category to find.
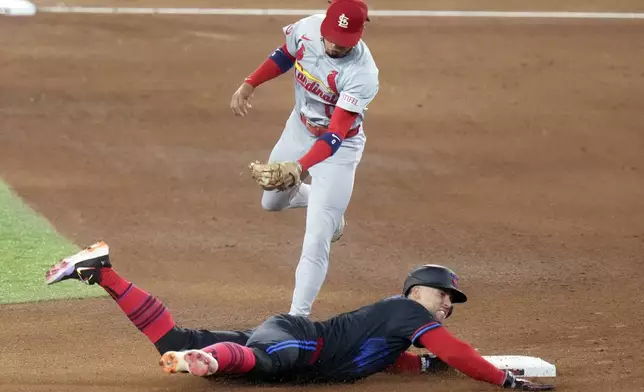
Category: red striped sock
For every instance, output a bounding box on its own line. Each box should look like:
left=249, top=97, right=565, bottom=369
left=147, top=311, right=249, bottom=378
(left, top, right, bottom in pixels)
left=202, top=342, right=256, bottom=374
left=99, top=267, right=175, bottom=343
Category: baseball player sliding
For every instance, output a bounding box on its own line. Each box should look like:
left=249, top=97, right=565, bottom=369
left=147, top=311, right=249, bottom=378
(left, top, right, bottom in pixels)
left=230, top=0, right=379, bottom=316
left=46, top=241, right=554, bottom=390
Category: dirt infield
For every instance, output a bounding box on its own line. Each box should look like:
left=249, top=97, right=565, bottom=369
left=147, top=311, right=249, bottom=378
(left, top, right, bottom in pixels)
left=1, top=8, right=643, bottom=392
left=30, top=0, right=644, bottom=12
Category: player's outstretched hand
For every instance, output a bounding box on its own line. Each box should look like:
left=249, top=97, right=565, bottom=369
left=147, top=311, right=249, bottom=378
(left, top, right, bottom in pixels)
left=503, top=371, right=555, bottom=390
left=230, top=82, right=254, bottom=116
left=514, top=379, right=555, bottom=391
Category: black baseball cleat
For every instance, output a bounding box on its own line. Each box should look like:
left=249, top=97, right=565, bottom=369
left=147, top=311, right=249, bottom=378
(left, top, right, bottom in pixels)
left=45, top=241, right=111, bottom=285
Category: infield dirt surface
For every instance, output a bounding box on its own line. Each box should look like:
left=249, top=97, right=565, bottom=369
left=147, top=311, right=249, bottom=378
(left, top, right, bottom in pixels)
left=1, top=1, right=643, bottom=391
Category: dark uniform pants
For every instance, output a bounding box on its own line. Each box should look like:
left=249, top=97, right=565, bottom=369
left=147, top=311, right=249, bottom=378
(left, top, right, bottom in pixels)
left=154, top=314, right=322, bottom=381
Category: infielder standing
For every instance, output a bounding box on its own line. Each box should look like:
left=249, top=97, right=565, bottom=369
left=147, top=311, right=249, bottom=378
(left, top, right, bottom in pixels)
left=231, top=0, right=379, bottom=317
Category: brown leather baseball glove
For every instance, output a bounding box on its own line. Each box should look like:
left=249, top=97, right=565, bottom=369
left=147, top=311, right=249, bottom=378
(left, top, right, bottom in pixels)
left=248, top=161, right=303, bottom=191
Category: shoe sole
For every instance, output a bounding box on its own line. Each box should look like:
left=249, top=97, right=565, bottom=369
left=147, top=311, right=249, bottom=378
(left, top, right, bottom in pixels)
left=159, top=350, right=218, bottom=377
left=159, top=351, right=188, bottom=374
left=45, top=241, right=109, bottom=285
left=184, top=350, right=219, bottom=376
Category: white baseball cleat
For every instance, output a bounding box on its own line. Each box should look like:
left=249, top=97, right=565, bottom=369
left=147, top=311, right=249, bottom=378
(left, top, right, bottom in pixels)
left=159, top=350, right=219, bottom=377
left=331, top=215, right=346, bottom=243
left=45, top=241, right=111, bottom=285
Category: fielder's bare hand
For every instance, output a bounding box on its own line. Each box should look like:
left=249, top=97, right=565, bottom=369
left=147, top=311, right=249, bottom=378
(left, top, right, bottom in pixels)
left=230, top=82, right=255, bottom=116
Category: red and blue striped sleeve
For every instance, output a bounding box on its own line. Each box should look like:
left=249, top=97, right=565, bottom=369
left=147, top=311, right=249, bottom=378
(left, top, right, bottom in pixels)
left=410, top=321, right=442, bottom=344
left=244, top=44, right=295, bottom=88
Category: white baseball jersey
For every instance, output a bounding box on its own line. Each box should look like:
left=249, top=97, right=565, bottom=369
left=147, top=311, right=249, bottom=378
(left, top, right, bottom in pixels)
left=282, top=15, right=380, bottom=130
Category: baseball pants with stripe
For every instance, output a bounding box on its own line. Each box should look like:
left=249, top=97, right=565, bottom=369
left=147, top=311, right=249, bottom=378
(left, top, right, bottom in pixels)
left=154, top=313, right=321, bottom=380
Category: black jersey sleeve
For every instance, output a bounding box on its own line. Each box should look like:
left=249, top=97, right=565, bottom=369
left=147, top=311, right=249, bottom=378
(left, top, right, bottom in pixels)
left=383, top=296, right=442, bottom=348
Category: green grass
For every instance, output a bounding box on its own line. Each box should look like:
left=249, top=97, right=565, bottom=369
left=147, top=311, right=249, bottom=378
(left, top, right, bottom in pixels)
left=0, top=180, right=106, bottom=304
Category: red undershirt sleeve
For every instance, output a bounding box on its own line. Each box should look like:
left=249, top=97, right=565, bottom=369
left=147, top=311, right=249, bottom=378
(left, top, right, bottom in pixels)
left=385, top=352, right=422, bottom=374
left=297, top=107, right=359, bottom=171
left=418, top=328, right=506, bottom=386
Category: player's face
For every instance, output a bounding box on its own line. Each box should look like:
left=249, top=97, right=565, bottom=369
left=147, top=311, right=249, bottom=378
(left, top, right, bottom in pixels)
left=323, top=39, right=353, bottom=58
left=411, top=286, right=453, bottom=322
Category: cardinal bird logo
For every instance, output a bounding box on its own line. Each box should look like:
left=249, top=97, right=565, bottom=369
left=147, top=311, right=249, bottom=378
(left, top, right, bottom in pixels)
left=327, top=71, right=339, bottom=95
left=296, top=45, right=306, bottom=61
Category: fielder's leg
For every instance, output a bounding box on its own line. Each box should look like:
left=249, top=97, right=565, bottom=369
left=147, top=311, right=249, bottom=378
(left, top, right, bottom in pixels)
left=289, top=133, right=365, bottom=316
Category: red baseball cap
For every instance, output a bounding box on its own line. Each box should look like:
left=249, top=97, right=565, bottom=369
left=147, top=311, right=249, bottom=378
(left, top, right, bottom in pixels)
left=321, top=0, right=369, bottom=48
